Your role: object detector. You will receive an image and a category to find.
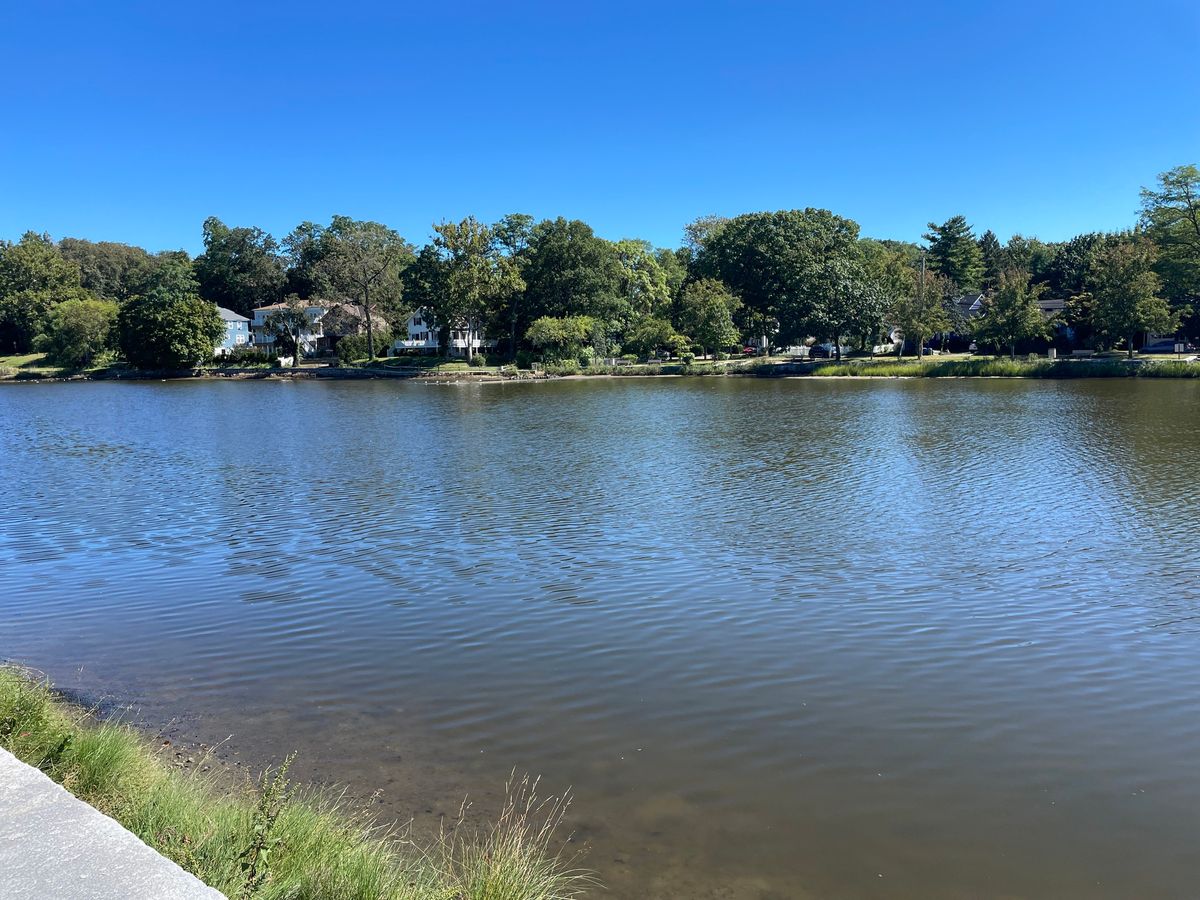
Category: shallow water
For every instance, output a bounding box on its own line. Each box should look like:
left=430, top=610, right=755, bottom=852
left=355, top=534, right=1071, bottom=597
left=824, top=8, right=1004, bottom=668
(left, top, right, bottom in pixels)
left=2, top=377, right=1199, bottom=898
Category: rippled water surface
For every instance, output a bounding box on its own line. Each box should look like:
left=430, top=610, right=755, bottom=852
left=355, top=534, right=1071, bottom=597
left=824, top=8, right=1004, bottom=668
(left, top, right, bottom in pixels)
left=3, top=378, right=1200, bottom=898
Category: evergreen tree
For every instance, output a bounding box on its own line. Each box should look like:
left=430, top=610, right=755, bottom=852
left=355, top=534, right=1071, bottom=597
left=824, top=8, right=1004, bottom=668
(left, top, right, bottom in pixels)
left=923, top=216, right=984, bottom=292
left=978, top=229, right=1004, bottom=293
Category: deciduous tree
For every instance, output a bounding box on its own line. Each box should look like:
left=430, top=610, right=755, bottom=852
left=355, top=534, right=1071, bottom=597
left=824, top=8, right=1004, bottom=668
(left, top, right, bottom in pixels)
left=194, top=217, right=285, bottom=317
left=1089, top=239, right=1179, bottom=357
left=117, top=259, right=223, bottom=369
left=33, top=297, right=118, bottom=368
left=973, top=270, right=1051, bottom=359
left=318, top=216, right=413, bottom=360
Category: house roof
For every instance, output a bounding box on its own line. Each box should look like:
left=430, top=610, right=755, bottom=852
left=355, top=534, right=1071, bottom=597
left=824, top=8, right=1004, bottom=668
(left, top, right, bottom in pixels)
left=252, top=302, right=327, bottom=314
left=216, top=306, right=250, bottom=322
left=1038, top=297, right=1068, bottom=312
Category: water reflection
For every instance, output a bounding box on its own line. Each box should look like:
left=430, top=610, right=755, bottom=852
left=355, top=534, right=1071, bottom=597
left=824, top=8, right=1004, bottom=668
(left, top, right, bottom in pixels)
left=3, top=377, right=1200, bottom=898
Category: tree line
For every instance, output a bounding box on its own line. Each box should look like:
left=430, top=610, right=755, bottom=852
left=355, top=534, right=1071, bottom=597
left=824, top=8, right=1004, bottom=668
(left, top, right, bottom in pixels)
left=1, top=164, right=1197, bottom=370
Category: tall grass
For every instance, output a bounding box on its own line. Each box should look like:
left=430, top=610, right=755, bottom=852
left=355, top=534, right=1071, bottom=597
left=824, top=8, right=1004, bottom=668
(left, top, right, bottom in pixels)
left=0, top=666, right=592, bottom=900
left=806, top=358, right=1162, bottom=378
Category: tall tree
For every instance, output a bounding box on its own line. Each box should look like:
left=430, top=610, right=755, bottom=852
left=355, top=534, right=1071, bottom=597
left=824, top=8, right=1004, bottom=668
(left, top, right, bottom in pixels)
left=978, top=230, right=1004, bottom=293
left=613, top=239, right=672, bottom=319
left=491, top=213, right=535, bottom=358
left=694, top=208, right=861, bottom=348
left=973, top=270, right=1051, bottom=359
left=59, top=238, right=156, bottom=301
left=194, top=217, right=285, bottom=317
left=1140, top=164, right=1200, bottom=304
left=521, top=218, right=623, bottom=327
left=890, top=263, right=950, bottom=359
left=683, top=214, right=730, bottom=255
left=1089, top=239, right=1179, bottom=358
left=318, top=216, right=413, bottom=360
left=678, top=278, right=741, bottom=359
left=0, top=232, right=88, bottom=353
left=923, top=216, right=984, bottom=292
left=430, top=217, right=522, bottom=361
left=117, top=258, right=223, bottom=369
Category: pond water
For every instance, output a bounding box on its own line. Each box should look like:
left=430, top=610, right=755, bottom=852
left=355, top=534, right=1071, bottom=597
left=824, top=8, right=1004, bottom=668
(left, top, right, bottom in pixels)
left=2, top=377, right=1199, bottom=898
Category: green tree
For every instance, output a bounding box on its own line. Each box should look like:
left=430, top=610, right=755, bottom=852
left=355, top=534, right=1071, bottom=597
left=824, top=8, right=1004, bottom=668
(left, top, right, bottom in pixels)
left=923, top=216, right=984, bottom=291
left=1003, top=234, right=1057, bottom=281
left=521, top=218, right=623, bottom=326
left=318, top=216, right=413, bottom=360
left=430, top=216, right=523, bottom=361
left=973, top=270, right=1051, bottom=359
left=282, top=221, right=332, bottom=299
left=979, top=229, right=1004, bottom=293
left=194, top=217, right=285, bottom=317
left=492, top=213, right=535, bottom=356
left=117, top=259, right=223, bottom=369
left=33, top=297, right=118, bottom=368
left=0, top=232, right=88, bottom=353
left=682, top=215, right=730, bottom=255
left=613, top=239, right=672, bottom=319
left=694, top=209, right=861, bottom=348
left=623, top=317, right=689, bottom=359
left=525, top=315, right=595, bottom=361
left=1140, top=164, right=1200, bottom=304
left=59, top=238, right=156, bottom=301
left=1090, top=239, right=1179, bottom=357
left=890, top=266, right=950, bottom=359
left=678, top=278, right=741, bottom=358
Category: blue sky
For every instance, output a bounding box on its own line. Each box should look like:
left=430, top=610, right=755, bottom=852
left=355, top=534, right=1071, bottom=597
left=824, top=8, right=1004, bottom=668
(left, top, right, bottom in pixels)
left=1, top=1, right=1196, bottom=254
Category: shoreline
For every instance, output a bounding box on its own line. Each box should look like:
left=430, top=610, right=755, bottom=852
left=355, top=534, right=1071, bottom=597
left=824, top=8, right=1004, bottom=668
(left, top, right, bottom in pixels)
left=0, top=664, right=592, bottom=900
left=3, top=356, right=1200, bottom=383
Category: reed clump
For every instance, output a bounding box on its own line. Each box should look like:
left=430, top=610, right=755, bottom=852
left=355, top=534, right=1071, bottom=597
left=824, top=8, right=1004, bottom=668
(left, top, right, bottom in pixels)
left=0, top=666, right=592, bottom=900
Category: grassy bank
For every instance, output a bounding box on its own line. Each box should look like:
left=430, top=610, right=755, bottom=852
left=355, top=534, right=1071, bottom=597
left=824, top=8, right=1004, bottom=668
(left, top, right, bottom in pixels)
left=805, top=357, right=1200, bottom=378
left=0, top=666, right=590, bottom=900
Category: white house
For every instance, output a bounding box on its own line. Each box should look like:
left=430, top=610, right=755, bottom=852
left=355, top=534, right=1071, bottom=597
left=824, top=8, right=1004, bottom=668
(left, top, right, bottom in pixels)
left=215, top=306, right=250, bottom=355
left=250, top=302, right=328, bottom=357
left=391, top=307, right=496, bottom=358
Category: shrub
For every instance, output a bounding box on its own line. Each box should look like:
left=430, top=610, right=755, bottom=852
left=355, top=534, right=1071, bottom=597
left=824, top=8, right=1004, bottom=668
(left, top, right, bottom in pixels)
left=336, top=329, right=393, bottom=364
left=679, top=351, right=695, bottom=364
left=212, top=347, right=278, bottom=367
left=468, top=354, right=487, bottom=367
left=543, top=360, right=581, bottom=376
left=515, top=350, right=536, bottom=369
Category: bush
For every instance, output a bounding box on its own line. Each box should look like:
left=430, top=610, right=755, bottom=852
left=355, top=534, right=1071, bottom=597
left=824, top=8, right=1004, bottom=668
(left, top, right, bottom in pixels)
left=515, top=350, right=536, bottom=369
left=543, top=360, right=581, bottom=376
left=212, top=347, right=278, bottom=367
left=679, top=351, right=695, bottom=364
left=33, top=297, right=119, bottom=369
left=468, top=354, right=487, bottom=367
left=336, top=329, right=393, bottom=364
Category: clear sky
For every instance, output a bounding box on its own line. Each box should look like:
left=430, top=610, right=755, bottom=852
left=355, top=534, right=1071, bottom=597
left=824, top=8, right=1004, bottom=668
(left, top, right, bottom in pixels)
left=2, top=1, right=1197, bottom=254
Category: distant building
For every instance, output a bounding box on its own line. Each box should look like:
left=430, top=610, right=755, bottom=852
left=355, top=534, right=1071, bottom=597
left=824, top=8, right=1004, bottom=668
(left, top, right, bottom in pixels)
left=956, top=293, right=985, bottom=319
left=215, top=306, right=250, bottom=355
left=391, top=307, right=496, bottom=358
left=250, top=302, right=327, bottom=357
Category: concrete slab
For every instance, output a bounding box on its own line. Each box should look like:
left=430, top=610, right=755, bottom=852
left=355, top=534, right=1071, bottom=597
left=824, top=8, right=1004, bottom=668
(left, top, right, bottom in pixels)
left=0, top=747, right=226, bottom=899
